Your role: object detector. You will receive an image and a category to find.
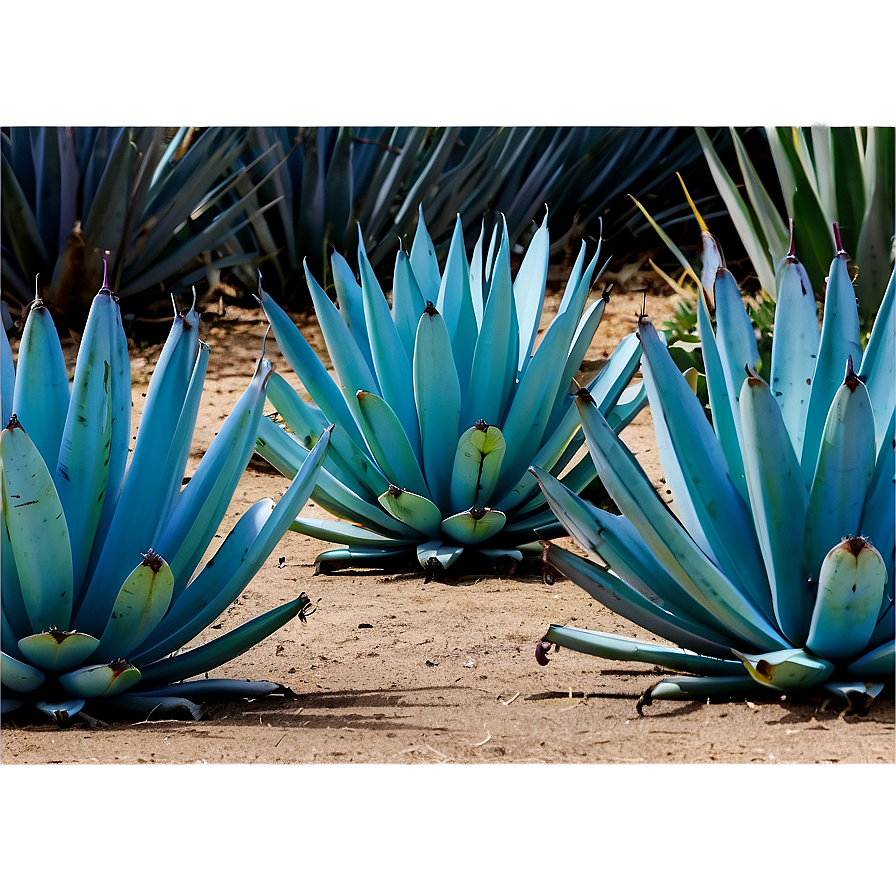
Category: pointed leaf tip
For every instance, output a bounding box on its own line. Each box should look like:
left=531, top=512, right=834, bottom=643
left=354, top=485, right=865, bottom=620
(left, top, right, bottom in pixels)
left=788, top=219, right=796, bottom=257
left=833, top=221, right=846, bottom=256
left=535, top=641, right=552, bottom=666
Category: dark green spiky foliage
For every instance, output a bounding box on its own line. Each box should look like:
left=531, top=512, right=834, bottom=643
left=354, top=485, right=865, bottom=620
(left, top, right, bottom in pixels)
left=1, top=127, right=275, bottom=331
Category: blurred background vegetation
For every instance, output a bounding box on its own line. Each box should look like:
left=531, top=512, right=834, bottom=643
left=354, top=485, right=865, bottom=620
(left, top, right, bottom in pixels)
left=2, top=125, right=892, bottom=343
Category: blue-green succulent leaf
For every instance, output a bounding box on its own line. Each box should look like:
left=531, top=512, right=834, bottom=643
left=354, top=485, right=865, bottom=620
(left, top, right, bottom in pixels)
left=378, top=487, right=443, bottom=539
left=357, top=236, right=421, bottom=450
left=356, top=390, right=431, bottom=500
left=1, top=651, right=46, bottom=693
left=11, top=301, right=70, bottom=470
left=94, top=551, right=174, bottom=663
left=734, top=647, right=835, bottom=691
left=542, top=624, right=747, bottom=677
left=441, top=508, right=506, bottom=546
left=576, top=394, right=787, bottom=651
left=739, top=370, right=811, bottom=644
left=806, top=537, right=888, bottom=661
left=543, top=544, right=741, bottom=659
left=18, top=630, right=99, bottom=672
left=640, top=316, right=770, bottom=607
left=802, top=248, right=864, bottom=484
left=1, top=419, right=73, bottom=631
left=59, top=661, right=142, bottom=699
left=802, top=370, right=876, bottom=580
left=436, top=215, right=478, bottom=407
left=414, top=304, right=462, bottom=509
left=137, top=593, right=310, bottom=686
left=846, top=639, right=895, bottom=678
left=770, top=253, right=820, bottom=458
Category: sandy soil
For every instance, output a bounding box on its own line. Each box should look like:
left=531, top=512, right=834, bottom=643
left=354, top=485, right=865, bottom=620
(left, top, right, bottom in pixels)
left=2, top=280, right=893, bottom=766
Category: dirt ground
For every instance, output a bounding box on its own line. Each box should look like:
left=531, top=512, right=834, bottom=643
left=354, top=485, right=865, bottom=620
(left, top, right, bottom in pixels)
left=2, top=277, right=893, bottom=767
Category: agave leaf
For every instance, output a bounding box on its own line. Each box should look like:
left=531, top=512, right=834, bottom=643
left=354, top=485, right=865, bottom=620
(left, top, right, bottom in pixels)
left=81, top=128, right=136, bottom=258
left=859, top=408, right=895, bottom=568
left=466, top=230, right=519, bottom=428
left=1, top=152, right=52, bottom=280
left=408, top=206, right=441, bottom=304
left=106, top=693, right=201, bottom=720
left=697, top=287, right=747, bottom=501
left=576, top=395, right=787, bottom=652
left=544, top=544, right=741, bottom=659
left=802, top=247, right=864, bottom=484
left=1, top=651, right=46, bottom=693
left=136, top=593, right=310, bottom=686
left=378, top=487, right=443, bottom=539
left=533, top=467, right=747, bottom=639
left=59, top=661, right=142, bottom=699
left=94, top=290, right=133, bottom=549
left=856, top=127, right=896, bottom=313
left=357, top=237, right=420, bottom=450
left=259, top=284, right=367, bottom=449
left=858, top=268, right=894, bottom=446
left=436, top=215, right=478, bottom=406
left=542, top=624, right=746, bottom=677
left=128, top=678, right=290, bottom=702
left=77, top=308, right=200, bottom=629
left=134, top=426, right=331, bottom=667
left=1, top=419, right=74, bottom=631
left=846, top=639, right=895, bottom=679
left=414, top=304, right=462, bottom=509
left=18, top=631, right=99, bottom=672
left=640, top=675, right=770, bottom=704
left=512, top=211, right=550, bottom=372
left=713, top=267, right=760, bottom=433
left=11, top=301, right=70, bottom=470
left=441, top=508, right=506, bottom=546
left=449, top=422, right=506, bottom=514
left=53, top=290, right=117, bottom=597
left=468, top=220, right=486, bottom=326
left=492, top=291, right=600, bottom=503
left=416, top=539, right=464, bottom=571
left=734, top=647, right=834, bottom=691
left=356, top=391, right=431, bottom=500
left=392, top=250, right=427, bottom=363
left=802, top=370, right=876, bottom=580
left=290, top=516, right=419, bottom=548
left=806, top=537, right=887, bottom=661
left=154, top=341, right=210, bottom=525
left=93, top=551, right=174, bottom=662
left=639, top=317, right=770, bottom=607
left=330, top=249, right=374, bottom=372
left=34, top=698, right=86, bottom=722
left=695, top=128, right=777, bottom=298
left=304, top=262, right=379, bottom=413
left=266, top=372, right=387, bottom=499
left=739, top=370, right=812, bottom=644
left=254, top=415, right=417, bottom=539
left=770, top=253, right=819, bottom=458
left=728, top=128, right=791, bottom=266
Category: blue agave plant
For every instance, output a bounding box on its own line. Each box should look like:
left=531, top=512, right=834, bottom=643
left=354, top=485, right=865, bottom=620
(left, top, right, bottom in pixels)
left=0, top=272, right=329, bottom=725
left=254, top=210, right=647, bottom=575
left=534, top=225, right=894, bottom=712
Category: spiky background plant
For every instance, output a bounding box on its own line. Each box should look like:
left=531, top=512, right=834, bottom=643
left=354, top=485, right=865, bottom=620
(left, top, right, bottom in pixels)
left=255, top=210, right=646, bottom=575
left=534, top=227, right=894, bottom=711
left=0, top=274, right=329, bottom=725
left=237, top=126, right=715, bottom=302
left=1, top=127, right=278, bottom=330
left=699, top=126, right=894, bottom=318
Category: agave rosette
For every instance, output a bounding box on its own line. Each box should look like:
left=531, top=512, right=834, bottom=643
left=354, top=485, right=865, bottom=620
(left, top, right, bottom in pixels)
left=1, top=275, right=329, bottom=725
left=534, top=225, right=894, bottom=709
left=255, top=210, right=646, bottom=574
